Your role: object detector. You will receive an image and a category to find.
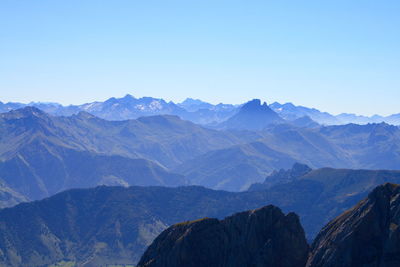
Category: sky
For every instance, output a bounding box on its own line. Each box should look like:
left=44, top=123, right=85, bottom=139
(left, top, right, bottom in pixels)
left=0, top=0, right=399, bottom=116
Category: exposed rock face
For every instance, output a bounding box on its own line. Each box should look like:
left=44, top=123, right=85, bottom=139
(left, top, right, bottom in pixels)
left=307, top=183, right=400, bottom=267
left=219, top=99, right=285, bottom=130
left=248, top=163, right=312, bottom=191
left=138, top=205, right=309, bottom=267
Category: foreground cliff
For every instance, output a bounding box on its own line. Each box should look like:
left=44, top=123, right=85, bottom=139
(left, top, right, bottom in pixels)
left=307, top=183, right=400, bottom=267
left=138, top=205, right=309, bottom=267
left=139, top=183, right=400, bottom=267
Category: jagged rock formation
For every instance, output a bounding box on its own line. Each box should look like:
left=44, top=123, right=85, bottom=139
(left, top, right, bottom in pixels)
left=248, top=163, right=312, bottom=191
left=2, top=182, right=400, bottom=266
left=219, top=99, right=285, bottom=130
left=307, top=183, right=400, bottom=267
left=138, top=205, right=309, bottom=267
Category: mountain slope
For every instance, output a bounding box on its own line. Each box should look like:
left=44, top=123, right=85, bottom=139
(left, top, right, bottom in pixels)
left=219, top=99, right=284, bottom=130
left=320, top=122, right=400, bottom=169
left=176, top=125, right=353, bottom=191
left=176, top=123, right=400, bottom=191
left=0, top=141, right=186, bottom=202
left=262, top=167, right=400, bottom=238
left=248, top=163, right=312, bottom=191
left=270, top=102, right=340, bottom=125
left=175, top=141, right=297, bottom=191
left=0, top=186, right=268, bottom=267
left=307, top=183, right=400, bottom=267
left=2, top=167, right=400, bottom=266
left=0, top=181, right=28, bottom=208
left=0, top=107, right=242, bottom=169
left=138, top=205, right=309, bottom=267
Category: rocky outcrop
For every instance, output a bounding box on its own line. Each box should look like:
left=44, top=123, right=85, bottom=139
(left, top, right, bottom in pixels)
left=138, top=205, right=309, bottom=267
left=248, top=163, right=312, bottom=191
left=307, top=183, right=400, bottom=267
left=219, top=99, right=285, bottom=130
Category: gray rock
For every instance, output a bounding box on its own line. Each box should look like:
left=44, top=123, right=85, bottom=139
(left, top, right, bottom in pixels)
left=307, top=183, right=400, bottom=267
left=138, top=205, right=309, bottom=267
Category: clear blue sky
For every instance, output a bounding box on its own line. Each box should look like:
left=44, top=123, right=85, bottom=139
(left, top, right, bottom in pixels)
left=1, top=0, right=399, bottom=116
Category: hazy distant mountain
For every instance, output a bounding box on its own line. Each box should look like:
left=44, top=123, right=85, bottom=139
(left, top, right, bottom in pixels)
left=177, top=98, right=215, bottom=111
left=270, top=102, right=340, bottom=125
left=0, top=107, right=241, bottom=168
left=319, top=122, right=400, bottom=169
left=219, top=99, right=285, bottom=130
left=1, top=96, right=399, bottom=126
left=290, top=116, right=320, bottom=128
left=178, top=122, right=400, bottom=191
left=79, top=94, right=188, bottom=120
left=175, top=141, right=298, bottom=191
left=0, top=106, right=188, bottom=203
left=2, top=107, right=400, bottom=195
left=385, top=113, right=400, bottom=125
left=248, top=163, right=312, bottom=191
left=0, top=107, right=249, bottom=205
left=0, top=95, right=238, bottom=125
left=270, top=101, right=400, bottom=126
left=0, top=143, right=186, bottom=202
left=178, top=98, right=239, bottom=124
left=2, top=167, right=400, bottom=266
left=176, top=124, right=351, bottom=191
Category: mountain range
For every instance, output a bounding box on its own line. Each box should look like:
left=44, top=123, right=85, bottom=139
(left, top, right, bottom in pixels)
left=1, top=94, right=400, bottom=126
left=138, top=183, right=400, bottom=267
left=1, top=105, right=400, bottom=202
left=0, top=106, right=245, bottom=204
left=177, top=122, right=400, bottom=190
left=1, top=94, right=400, bottom=266
left=2, top=166, right=400, bottom=266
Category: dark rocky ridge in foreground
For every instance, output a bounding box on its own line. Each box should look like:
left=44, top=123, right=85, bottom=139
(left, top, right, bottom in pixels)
left=139, top=183, right=400, bottom=267
left=138, top=205, right=309, bottom=267
left=307, top=183, right=400, bottom=267
left=2, top=177, right=400, bottom=266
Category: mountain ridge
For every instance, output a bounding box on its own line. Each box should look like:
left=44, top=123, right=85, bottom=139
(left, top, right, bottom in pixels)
left=2, top=167, right=400, bottom=266
left=138, top=205, right=309, bottom=267
left=2, top=95, right=399, bottom=125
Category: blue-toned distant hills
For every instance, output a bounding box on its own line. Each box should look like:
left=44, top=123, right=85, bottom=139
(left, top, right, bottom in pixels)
left=0, top=103, right=400, bottom=199
left=0, top=95, right=400, bottom=266
left=1, top=94, right=399, bottom=126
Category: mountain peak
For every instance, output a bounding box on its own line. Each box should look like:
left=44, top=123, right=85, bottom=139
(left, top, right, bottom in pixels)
left=248, top=163, right=312, bottom=191
left=308, top=182, right=400, bottom=267
left=241, top=99, right=268, bottom=112
left=75, top=111, right=98, bottom=120
left=368, top=182, right=399, bottom=200
left=0, top=106, right=48, bottom=120
left=138, top=205, right=309, bottom=267
left=123, top=94, right=135, bottom=99
left=219, top=99, right=284, bottom=130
